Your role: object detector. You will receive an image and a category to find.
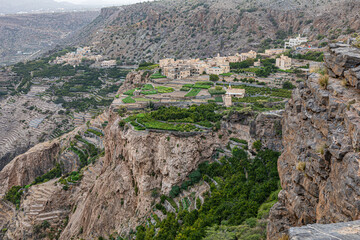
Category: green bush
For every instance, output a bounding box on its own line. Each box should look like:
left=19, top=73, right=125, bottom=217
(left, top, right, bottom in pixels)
left=253, top=140, right=262, bottom=151
left=282, top=81, right=295, bottom=89
left=5, top=186, right=23, bottom=208
left=169, top=185, right=180, bottom=198
left=230, top=138, right=248, bottom=145
left=32, top=163, right=62, bottom=185
left=210, top=74, right=220, bottom=81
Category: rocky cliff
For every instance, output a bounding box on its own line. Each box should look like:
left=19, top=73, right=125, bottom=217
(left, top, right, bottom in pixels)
left=267, top=43, right=360, bottom=239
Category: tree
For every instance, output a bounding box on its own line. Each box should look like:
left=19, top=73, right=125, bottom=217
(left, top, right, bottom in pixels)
left=282, top=81, right=295, bottom=89
left=210, top=74, right=219, bottom=82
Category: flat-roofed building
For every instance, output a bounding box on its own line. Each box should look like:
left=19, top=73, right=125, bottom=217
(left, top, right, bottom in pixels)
left=276, top=55, right=292, bottom=70
left=223, top=86, right=246, bottom=106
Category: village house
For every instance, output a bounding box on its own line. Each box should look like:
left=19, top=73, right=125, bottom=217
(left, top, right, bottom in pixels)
left=222, top=86, right=246, bottom=107
left=276, top=55, right=292, bottom=70
left=254, top=59, right=261, bottom=67
left=101, top=60, right=117, bottom=68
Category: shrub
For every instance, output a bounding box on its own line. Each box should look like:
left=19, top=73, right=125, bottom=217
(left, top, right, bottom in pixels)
left=5, top=186, right=23, bottom=207
left=282, top=81, right=295, bottom=89
left=279, top=234, right=290, bottom=240
left=189, top=170, right=202, bottom=184
left=169, top=185, right=180, bottom=198
left=118, top=120, right=126, bottom=128
left=210, top=74, right=219, bottom=81
left=253, top=140, right=262, bottom=151
left=296, top=162, right=306, bottom=172
left=230, top=138, right=248, bottom=145
left=353, top=36, right=360, bottom=48
left=319, top=74, right=329, bottom=89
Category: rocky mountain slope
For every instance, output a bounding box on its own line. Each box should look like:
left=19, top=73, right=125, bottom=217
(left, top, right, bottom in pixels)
left=70, top=0, right=360, bottom=63
left=0, top=11, right=99, bottom=66
left=268, top=43, right=360, bottom=239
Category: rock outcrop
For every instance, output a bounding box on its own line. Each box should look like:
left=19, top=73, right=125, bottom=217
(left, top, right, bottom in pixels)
left=250, top=111, right=283, bottom=152
left=268, top=44, right=360, bottom=239
left=59, top=110, right=224, bottom=239
left=289, top=220, right=360, bottom=239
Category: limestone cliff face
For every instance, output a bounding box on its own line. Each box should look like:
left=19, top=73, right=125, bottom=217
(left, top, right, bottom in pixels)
left=0, top=127, right=83, bottom=196
left=59, top=110, right=223, bottom=239
left=267, top=44, right=360, bottom=239
left=0, top=141, right=60, bottom=196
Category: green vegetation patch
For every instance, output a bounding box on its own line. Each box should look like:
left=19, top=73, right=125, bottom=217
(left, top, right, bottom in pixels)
left=126, top=104, right=222, bottom=132
left=150, top=73, right=167, bottom=79
left=185, top=89, right=201, bottom=97
left=155, top=86, right=175, bottom=93
left=193, top=81, right=214, bottom=89
left=122, top=96, right=136, bottom=104
left=123, top=89, right=136, bottom=96
left=136, top=148, right=281, bottom=239
left=137, top=62, right=159, bottom=70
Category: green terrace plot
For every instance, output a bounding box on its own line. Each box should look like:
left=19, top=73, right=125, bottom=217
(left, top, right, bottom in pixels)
left=185, top=88, right=201, bottom=97
left=125, top=104, right=222, bottom=132
left=150, top=73, right=167, bottom=79
left=217, top=84, right=292, bottom=98
left=122, top=96, right=136, bottom=104
left=192, top=81, right=214, bottom=89
left=219, top=72, right=234, bottom=76
left=155, top=86, right=174, bottom=93
left=232, top=96, right=283, bottom=103
left=208, top=87, right=226, bottom=95
left=136, top=62, right=159, bottom=70
left=124, top=84, right=174, bottom=96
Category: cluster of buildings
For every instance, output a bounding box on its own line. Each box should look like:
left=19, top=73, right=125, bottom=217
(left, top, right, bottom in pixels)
left=160, top=50, right=257, bottom=79
left=52, top=47, right=103, bottom=66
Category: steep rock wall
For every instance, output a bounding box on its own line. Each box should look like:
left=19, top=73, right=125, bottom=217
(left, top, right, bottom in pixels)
left=267, top=44, right=360, bottom=239
left=59, top=110, right=224, bottom=239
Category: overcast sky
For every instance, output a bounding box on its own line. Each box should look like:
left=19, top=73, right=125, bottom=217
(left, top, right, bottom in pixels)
left=55, top=0, right=152, bottom=6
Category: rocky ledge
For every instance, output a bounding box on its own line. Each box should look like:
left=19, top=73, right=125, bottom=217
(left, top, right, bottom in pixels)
left=289, top=220, right=360, bottom=240
left=267, top=43, right=360, bottom=239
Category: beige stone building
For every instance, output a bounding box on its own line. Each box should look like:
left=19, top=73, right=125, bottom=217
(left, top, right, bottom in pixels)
left=101, top=60, right=117, bottom=68
left=222, top=86, right=246, bottom=107
left=276, top=55, right=292, bottom=70
left=254, top=59, right=261, bottom=67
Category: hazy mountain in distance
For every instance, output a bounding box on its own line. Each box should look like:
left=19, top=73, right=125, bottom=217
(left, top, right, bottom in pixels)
left=0, top=0, right=84, bottom=14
